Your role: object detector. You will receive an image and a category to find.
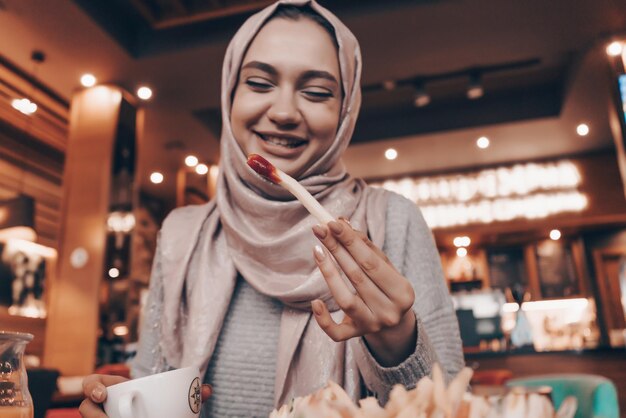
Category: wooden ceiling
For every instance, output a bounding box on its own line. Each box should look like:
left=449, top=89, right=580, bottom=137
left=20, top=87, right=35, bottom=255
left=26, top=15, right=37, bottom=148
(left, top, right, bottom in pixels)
left=2, top=0, right=625, bottom=203
left=130, top=0, right=275, bottom=29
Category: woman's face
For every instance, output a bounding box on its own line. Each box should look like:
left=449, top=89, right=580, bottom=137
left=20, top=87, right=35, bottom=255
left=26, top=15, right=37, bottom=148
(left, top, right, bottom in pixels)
left=231, top=17, right=342, bottom=179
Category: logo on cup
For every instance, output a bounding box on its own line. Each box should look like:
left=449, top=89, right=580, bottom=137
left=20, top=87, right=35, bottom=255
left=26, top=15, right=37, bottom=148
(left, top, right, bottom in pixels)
left=188, top=377, right=201, bottom=414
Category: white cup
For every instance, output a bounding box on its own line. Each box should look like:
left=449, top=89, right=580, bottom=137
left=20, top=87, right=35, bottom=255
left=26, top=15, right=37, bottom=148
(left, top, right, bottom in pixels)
left=103, top=367, right=201, bottom=418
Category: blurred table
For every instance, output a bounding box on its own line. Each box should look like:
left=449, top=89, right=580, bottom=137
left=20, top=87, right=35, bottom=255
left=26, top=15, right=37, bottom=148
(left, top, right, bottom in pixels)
left=49, top=392, right=83, bottom=409
left=466, top=347, right=626, bottom=414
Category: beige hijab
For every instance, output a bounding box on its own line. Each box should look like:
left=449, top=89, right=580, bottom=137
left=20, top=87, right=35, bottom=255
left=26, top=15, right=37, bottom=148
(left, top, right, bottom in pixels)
left=159, top=0, right=389, bottom=406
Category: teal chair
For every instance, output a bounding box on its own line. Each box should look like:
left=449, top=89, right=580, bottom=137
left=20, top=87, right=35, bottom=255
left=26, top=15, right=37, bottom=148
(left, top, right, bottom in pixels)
left=506, top=374, right=619, bottom=418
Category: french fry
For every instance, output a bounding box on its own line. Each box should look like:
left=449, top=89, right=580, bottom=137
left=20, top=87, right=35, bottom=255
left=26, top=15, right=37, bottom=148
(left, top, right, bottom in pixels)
left=358, top=398, right=387, bottom=418
left=432, top=364, right=451, bottom=418
left=467, top=396, right=491, bottom=418
left=268, top=365, right=535, bottom=418
left=247, top=154, right=335, bottom=224
left=446, top=367, right=474, bottom=416
left=414, top=376, right=435, bottom=417
left=386, top=384, right=410, bottom=416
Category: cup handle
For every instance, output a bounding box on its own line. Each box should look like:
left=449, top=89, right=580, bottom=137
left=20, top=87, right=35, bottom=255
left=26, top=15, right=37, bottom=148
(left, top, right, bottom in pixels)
left=118, top=391, right=138, bottom=418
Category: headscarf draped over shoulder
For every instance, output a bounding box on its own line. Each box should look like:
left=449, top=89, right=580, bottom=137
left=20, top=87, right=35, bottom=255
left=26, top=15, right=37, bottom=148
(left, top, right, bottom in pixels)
left=158, top=0, right=389, bottom=406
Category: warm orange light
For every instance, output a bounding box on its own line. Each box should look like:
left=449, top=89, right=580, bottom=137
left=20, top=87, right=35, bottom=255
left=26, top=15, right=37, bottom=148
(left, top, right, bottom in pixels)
left=150, top=172, right=164, bottom=184
left=196, top=164, right=209, bottom=175
left=137, top=86, right=153, bottom=100
left=5, top=239, right=56, bottom=258
left=185, top=155, right=198, bottom=167
left=80, top=74, right=96, bottom=87
left=453, top=236, right=471, bottom=247
left=476, top=136, right=490, bottom=149
left=385, top=148, right=398, bottom=160
left=549, top=229, right=561, bottom=240
left=12, top=98, right=37, bottom=115
left=606, top=41, right=623, bottom=57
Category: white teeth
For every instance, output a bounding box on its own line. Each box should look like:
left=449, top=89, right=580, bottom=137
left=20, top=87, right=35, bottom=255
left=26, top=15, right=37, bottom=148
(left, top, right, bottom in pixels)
left=260, top=134, right=305, bottom=148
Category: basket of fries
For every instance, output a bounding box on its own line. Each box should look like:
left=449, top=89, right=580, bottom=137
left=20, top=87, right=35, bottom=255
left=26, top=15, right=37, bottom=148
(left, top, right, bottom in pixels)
left=269, top=364, right=577, bottom=418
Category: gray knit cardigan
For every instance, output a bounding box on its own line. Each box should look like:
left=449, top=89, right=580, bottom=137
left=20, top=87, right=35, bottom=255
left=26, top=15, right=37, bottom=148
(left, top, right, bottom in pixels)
left=132, top=192, right=465, bottom=416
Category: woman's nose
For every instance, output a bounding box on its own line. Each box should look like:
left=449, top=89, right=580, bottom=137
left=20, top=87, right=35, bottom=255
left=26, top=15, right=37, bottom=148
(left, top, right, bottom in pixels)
left=267, top=91, right=302, bottom=127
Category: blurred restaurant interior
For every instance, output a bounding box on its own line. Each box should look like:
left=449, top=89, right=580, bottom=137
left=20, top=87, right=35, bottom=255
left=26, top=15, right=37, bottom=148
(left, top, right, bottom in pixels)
left=1, top=0, right=626, bottom=416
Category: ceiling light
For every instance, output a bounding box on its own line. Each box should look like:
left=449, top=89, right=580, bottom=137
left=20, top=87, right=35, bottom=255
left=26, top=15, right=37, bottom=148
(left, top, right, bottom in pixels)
left=550, top=229, right=561, bottom=240
left=413, top=81, right=430, bottom=107
left=11, top=98, right=37, bottom=115
left=576, top=123, right=589, bottom=136
left=112, top=324, right=129, bottom=336
left=467, top=73, right=484, bottom=99
left=150, top=172, right=164, bottom=184
left=476, top=136, right=490, bottom=149
left=107, top=211, right=135, bottom=233
left=80, top=73, right=96, bottom=87
left=606, top=41, right=623, bottom=57
left=385, top=148, right=398, bottom=160
left=196, top=163, right=209, bottom=175
left=456, top=247, right=468, bottom=257
left=137, top=86, right=153, bottom=100
left=108, top=267, right=120, bottom=278
left=185, top=155, right=199, bottom=167
left=453, top=236, right=471, bottom=247
left=414, top=92, right=431, bottom=107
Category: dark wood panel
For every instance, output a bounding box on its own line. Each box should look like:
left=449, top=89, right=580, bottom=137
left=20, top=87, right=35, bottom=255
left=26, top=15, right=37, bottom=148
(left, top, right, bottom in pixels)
left=0, top=133, right=64, bottom=247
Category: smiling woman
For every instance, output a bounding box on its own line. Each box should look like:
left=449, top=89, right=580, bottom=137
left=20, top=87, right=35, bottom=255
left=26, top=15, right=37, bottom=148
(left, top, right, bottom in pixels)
left=78, top=2, right=464, bottom=418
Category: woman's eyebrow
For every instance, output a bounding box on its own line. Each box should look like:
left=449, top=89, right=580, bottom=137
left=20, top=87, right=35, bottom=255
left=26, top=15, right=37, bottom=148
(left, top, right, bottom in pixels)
left=300, top=70, right=339, bottom=86
left=241, top=61, right=277, bottom=76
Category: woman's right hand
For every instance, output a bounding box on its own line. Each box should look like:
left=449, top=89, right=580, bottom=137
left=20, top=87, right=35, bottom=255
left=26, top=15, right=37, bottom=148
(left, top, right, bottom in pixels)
left=79, top=374, right=129, bottom=417
left=78, top=373, right=214, bottom=417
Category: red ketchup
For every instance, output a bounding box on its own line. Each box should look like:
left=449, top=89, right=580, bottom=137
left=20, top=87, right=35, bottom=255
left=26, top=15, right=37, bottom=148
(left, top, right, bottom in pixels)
left=247, top=154, right=281, bottom=184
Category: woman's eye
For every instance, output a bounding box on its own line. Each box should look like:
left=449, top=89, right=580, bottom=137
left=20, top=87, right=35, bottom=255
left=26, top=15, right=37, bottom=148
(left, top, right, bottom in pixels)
left=245, top=79, right=273, bottom=90
left=303, top=89, right=333, bottom=100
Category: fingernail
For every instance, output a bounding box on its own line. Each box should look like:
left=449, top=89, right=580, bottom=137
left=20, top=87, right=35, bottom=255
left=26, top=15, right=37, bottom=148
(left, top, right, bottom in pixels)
left=312, top=224, right=327, bottom=239
left=314, top=245, right=325, bottom=261
left=92, top=385, right=104, bottom=401
left=328, top=221, right=343, bottom=234
left=311, top=300, right=322, bottom=315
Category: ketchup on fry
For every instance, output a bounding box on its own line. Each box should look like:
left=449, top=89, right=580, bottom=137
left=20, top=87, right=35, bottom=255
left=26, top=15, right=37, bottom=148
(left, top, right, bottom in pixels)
left=247, top=154, right=281, bottom=184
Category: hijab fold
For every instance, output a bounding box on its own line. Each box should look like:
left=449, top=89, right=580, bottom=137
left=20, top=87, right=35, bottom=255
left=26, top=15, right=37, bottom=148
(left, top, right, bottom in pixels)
left=159, top=0, right=390, bottom=406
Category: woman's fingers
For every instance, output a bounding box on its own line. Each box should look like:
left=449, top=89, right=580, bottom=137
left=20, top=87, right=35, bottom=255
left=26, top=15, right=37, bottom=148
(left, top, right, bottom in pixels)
left=82, top=374, right=128, bottom=403
left=78, top=398, right=109, bottom=418
left=313, top=244, right=373, bottom=321
left=313, top=224, right=392, bottom=311
left=331, top=220, right=414, bottom=309
left=352, top=229, right=392, bottom=265
left=318, top=220, right=414, bottom=310
left=311, top=299, right=360, bottom=342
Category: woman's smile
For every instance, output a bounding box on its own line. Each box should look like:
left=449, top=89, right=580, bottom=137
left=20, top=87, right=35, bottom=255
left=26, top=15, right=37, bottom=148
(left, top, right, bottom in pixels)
left=254, top=131, right=308, bottom=157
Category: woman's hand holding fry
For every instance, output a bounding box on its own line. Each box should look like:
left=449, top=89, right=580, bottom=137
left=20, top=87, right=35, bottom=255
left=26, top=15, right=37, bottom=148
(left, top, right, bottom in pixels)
left=311, top=218, right=417, bottom=366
